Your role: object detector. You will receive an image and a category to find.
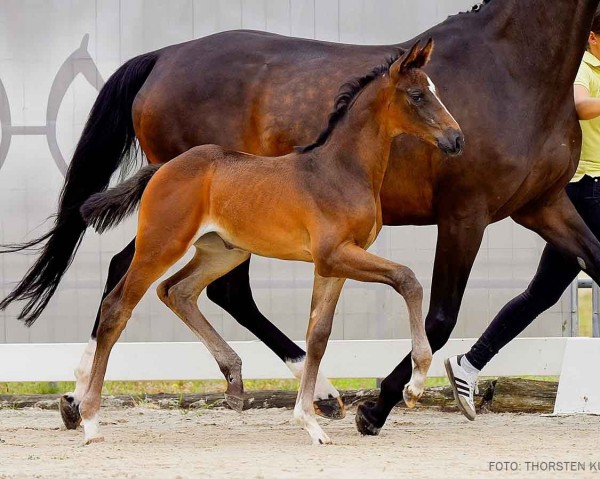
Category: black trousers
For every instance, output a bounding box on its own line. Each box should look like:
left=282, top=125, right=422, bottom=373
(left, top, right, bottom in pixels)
left=466, top=175, right=600, bottom=370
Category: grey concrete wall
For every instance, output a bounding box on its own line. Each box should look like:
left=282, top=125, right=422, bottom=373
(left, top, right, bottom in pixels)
left=0, top=0, right=570, bottom=344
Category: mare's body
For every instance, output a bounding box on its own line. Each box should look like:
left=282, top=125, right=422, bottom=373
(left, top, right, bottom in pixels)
left=3, top=0, right=600, bottom=433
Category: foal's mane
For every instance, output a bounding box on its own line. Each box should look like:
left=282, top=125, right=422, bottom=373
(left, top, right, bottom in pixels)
left=297, top=50, right=402, bottom=154
left=297, top=1, right=493, bottom=154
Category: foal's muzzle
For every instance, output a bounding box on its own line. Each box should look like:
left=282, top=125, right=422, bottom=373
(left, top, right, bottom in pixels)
left=437, top=129, right=465, bottom=157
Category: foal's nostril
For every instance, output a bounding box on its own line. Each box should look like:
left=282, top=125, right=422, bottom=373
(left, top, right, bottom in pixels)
left=455, top=135, right=464, bottom=155
left=445, top=132, right=464, bottom=157
left=437, top=131, right=464, bottom=157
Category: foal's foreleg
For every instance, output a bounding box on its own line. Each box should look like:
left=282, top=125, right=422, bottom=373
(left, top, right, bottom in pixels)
left=294, top=273, right=345, bottom=445
left=357, top=213, right=486, bottom=436
left=316, top=243, right=431, bottom=407
left=157, top=238, right=250, bottom=412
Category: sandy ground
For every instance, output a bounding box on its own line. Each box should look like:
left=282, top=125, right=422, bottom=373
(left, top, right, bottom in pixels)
left=1, top=407, right=600, bottom=479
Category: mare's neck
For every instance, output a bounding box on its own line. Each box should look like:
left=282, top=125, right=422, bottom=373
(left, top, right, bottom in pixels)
left=316, top=79, right=393, bottom=195
left=483, top=0, right=598, bottom=90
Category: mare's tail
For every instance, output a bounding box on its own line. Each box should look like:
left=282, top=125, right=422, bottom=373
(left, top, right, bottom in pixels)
left=0, top=51, right=159, bottom=325
left=81, top=164, right=161, bottom=233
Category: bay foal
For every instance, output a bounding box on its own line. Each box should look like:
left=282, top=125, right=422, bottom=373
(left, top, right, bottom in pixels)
left=79, top=40, right=463, bottom=445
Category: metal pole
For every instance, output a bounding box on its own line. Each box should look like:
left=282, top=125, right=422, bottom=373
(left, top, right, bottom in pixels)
left=570, top=280, right=579, bottom=337
left=593, top=281, right=600, bottom=338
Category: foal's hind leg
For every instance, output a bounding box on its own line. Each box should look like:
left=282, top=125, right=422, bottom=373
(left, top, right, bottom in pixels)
left=207, top=261, right=344, bottom=419
left=294, top=273, right=345, bottom=445
left=315, top=243, right=431, bottom=418
left=157, top=234, right=250, bottom=412
left=79, top=252, right=181, bottom=444
left=61, top=238, right=136, bottom=430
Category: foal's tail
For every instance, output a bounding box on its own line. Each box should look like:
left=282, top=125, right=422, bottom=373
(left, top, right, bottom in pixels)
left=0, top=51, right=159, bottom=326
left=81, top=164, right=161, bottom=233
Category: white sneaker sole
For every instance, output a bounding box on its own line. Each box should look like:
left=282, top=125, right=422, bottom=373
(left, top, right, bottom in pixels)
left=444, top=358, right=476, bottom=421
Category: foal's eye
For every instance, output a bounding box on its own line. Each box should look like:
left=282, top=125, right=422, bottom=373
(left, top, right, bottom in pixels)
left=409, top=92, right=425, bottom=104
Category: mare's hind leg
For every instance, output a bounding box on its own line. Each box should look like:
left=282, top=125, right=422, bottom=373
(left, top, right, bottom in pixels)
left=157, top=234, right=250, bottom=411
left=294, top=273, right=345, bottom=445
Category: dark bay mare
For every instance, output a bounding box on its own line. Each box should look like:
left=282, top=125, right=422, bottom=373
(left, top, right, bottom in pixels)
left=2, top=0, right=600, bottom=435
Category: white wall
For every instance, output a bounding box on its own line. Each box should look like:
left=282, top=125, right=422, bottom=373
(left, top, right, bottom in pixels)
left=0, top=0, right=569, bottom=344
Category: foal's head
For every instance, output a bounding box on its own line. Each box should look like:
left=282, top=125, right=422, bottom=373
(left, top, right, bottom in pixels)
left=385, top=40, right=464, bottom=157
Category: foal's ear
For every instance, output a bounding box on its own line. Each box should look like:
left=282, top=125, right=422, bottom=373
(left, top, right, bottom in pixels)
left=390, top=41, right=420, bottom=79
left=391, top=38, right=434, bottom=79
left=413, top=38, right=434, bottom=68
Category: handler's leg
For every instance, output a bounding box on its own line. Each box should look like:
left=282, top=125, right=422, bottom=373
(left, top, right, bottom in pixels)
left=207, top=259, right=343, bottom=418
left=355, top=215, right=486, bottom=436
left=60, top=238, right=136, bottom=429
left=467, top=246, right=578, bottom=368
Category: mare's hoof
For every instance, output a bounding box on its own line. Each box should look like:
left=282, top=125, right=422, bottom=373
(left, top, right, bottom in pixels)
left=60, top=394, right=82, bottom=430
left=355, top=401, right=382, bottom=436
left=314, top=396, right=346, bottom=420
left=225, top=393, right=247, bottom=413
left=84, top=435, right=105, bottom=446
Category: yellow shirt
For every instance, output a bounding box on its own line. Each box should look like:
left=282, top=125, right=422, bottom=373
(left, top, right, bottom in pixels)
left=573, top=51, right=600, bottom=182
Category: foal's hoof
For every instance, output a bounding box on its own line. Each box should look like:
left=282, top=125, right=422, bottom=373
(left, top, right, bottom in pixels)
left=84, top=435, right=105, bottom=446
left=60, top=393, right=82, bottom=430
left=355, top=401, right=382, bottom=436
left=225, top=393, right=247, bottom=413
left=314, top=433, right=333, bottom=446
left=402, top=384, right=422, bottom=409
left=314, top=396, right=346, bottom=420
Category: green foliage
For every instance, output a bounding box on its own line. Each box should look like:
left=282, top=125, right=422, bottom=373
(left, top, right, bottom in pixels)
left=0, top=377, right=458, bottom=395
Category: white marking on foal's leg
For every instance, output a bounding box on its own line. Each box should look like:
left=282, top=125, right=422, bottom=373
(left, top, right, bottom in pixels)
left=286, top=357, right=340, bottom=401
left=60, top=339, right=96, bottom=429
left=293, top=399, right=332, bottom=445
left=403, top=345, right=432, bottom=408
left=291, top=359, right=333, bottom=444
left=82, top=414, right=104, bottom=445
left=403, top=358, right=425, bottom=409
left=70, top=338, right=97, bottom=403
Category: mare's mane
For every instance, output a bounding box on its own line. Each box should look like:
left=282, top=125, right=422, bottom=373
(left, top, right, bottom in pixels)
left=460, top=0, right=494, bottom=15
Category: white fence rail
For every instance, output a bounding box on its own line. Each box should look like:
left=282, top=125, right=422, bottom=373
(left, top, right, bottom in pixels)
left=0, top=338, right=568, bottom=382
